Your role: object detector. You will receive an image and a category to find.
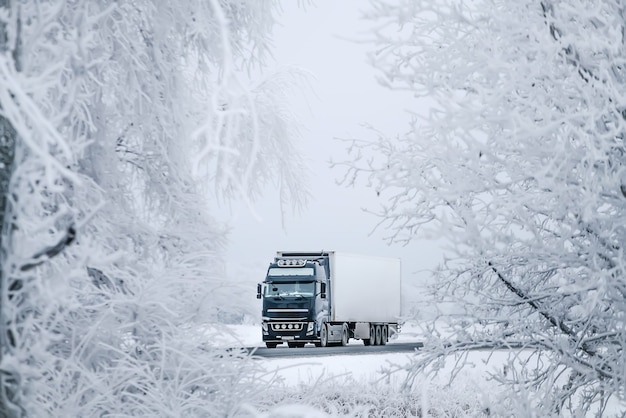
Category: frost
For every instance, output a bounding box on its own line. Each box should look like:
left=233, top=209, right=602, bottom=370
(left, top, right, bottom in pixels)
left=0, top=0, right=306, bottom=416
left=345, top=0, right=626, bottom=415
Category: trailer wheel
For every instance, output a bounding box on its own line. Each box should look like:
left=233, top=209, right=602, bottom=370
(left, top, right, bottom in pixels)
left=375, top=325, right=382, bottom=345
left=320, top=324, right=329, bottom=347
left=340, top=324, right=349, bottom=346
left=265, top=342, right=277, bottom=349
left=381, top=325, right=388, bottom=346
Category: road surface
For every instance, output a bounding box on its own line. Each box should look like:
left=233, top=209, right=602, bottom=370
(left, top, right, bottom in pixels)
left=247, top=341, right=423, bottom=358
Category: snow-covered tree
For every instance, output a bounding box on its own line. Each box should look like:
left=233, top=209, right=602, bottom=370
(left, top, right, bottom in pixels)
left=0, top=0, right=304, bottom=416
left=348, top=0, right=626, bottom=414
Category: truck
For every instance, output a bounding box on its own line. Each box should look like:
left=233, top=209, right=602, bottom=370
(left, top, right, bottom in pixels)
left=256, top=251, right=402, bottom=348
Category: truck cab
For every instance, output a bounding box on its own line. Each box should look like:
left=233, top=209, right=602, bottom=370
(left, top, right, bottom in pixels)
left=257, top=257, right=329, bottom=348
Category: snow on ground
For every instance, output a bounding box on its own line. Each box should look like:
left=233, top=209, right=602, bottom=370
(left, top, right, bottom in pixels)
left=213, top=322, right=626, bottom=416
left=191, top=322, right=626, bottom=415
left=259, top=345, right=504, bottom=410
left=214, top=322, right=503, bottom=403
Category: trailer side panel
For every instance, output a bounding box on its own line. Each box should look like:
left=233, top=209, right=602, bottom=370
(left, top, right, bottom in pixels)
left=330, top=253, right=401, bottom=322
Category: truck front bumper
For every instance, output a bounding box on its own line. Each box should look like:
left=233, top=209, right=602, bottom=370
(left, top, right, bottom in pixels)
left=262, top=321, right=316, bottom=343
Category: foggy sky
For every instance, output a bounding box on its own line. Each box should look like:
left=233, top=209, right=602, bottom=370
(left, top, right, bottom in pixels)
left=222, top=2, right=443, bottom=312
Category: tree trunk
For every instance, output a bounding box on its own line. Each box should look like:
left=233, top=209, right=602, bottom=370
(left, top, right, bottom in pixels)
left=0, top=1, right=21, bottom=416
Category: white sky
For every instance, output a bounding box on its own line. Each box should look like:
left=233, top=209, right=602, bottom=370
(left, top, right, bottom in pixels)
left=222, top=2, right=444, bottom=309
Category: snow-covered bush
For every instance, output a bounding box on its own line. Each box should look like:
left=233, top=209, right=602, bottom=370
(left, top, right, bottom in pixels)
left=258, top=375, right=487, bottom=417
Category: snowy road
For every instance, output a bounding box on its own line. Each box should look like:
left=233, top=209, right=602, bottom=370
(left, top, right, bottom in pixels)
left=248, top=341, right=423, bottom=358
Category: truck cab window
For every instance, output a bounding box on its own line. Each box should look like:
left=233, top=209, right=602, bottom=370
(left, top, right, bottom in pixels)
left=265, top=282, right=314, bottom=297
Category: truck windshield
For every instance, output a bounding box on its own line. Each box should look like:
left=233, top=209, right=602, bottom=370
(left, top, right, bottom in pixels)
left=267, top=267, right=314, bottom=277
left=265, top=282, right=315, bottom=297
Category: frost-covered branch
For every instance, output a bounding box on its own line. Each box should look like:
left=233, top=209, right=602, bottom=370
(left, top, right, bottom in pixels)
left=355, top=0, right=626, bottom=414
left=0, top=0, right=308, bottom=416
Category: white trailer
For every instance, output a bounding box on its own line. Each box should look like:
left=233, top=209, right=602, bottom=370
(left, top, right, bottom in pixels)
left=330, top=252, right=402, bottom=323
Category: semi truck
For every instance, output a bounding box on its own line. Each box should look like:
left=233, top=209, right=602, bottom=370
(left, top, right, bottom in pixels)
left=256, top=251, right=402, bottom=348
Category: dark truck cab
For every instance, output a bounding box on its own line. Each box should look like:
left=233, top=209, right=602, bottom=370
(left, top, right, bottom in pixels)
left=257, top=257, right=329, bottom=348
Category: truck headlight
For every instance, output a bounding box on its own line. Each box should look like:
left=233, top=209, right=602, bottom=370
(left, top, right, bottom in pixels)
left=262, top=322, right=268, bottom=332
left=306, top=322, right=314, bottom=335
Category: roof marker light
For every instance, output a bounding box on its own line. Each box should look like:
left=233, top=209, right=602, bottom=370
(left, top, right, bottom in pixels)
left=277, top=259, right=306, bottom=267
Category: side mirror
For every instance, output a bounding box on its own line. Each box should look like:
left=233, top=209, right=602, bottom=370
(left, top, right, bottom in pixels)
left=256, top=283, right=262, bottom=299
left=320, top=282, right=326, bottom=299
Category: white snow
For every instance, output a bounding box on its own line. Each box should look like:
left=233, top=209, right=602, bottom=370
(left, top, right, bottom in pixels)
left=217, top=322, right=626, bottom=416
left=221, top=322, right=496, bottom=395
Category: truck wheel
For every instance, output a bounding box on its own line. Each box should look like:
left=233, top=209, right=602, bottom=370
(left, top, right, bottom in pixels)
left=340, top=324, right=349, bottom=346
left=265, top=342, right=277, bottom=349
left=375, top=325, right=382, bottom=345
left=381, top=325, right=388, bottom=345
left=320, top=324, right=329, bottom=347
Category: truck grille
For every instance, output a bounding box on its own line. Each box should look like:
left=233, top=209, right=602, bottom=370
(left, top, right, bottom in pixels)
left=271, top=323, right=303, bottom=331
left=266, top=308, right=308, bottom=320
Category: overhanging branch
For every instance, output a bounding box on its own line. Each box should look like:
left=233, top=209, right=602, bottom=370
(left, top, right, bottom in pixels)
left=19, top=225, right=76, bottom=272
left=488, top=262, right=597, bottom=359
